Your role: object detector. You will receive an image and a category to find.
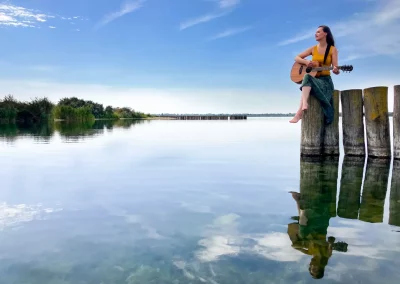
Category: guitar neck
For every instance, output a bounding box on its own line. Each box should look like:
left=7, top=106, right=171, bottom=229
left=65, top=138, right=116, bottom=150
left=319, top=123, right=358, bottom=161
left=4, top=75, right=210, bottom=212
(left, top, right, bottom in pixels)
left=313, top=66, right=340, bottom=71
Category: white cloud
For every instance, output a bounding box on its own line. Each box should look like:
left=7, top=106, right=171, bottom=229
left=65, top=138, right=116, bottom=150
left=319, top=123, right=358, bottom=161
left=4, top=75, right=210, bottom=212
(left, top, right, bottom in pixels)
left=180, top=12, right=228, bottom=30
left=195, top=213, right=304, bottom=263
left=96, top=0, right=146, bottom=28
left=0, top=202, right=62, bottom=230
left=179, top=0, right=240, bottom=30
left=209, top=26, right=253, bottom=40
left=0, top=3, right=51, bottom=28
left=218, top=0, right=240, bottom=9
left=29, top=65, right=57, bottom=72
left=277, top=0, right=400, bottom=61
left=0, top=3, right=81, bottom=29
left=277, top=32, right=314, bottom=46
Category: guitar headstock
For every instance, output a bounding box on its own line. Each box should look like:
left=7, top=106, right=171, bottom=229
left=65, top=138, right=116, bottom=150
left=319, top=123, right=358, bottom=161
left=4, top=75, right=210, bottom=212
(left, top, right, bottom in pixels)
left=340, top=65, right=353, bottom=72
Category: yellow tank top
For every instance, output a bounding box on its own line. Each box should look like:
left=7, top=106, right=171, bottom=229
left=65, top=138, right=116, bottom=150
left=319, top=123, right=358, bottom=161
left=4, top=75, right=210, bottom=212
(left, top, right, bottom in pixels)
left=312, top=45, right=332, bottom=76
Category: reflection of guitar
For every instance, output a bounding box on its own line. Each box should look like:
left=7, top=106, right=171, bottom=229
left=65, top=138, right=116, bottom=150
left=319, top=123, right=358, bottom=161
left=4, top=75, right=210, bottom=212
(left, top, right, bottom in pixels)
left=290, top=61, right=353, bottom=84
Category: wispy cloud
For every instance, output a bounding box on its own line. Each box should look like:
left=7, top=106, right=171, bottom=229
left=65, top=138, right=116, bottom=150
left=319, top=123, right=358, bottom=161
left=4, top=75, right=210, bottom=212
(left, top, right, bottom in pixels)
left=209, top=26, right=253, bottom=40
left=179, top=0, right=241, bottom=30
left=277, top=0, right=400, bottom=60
left=218, top=0, right=240, bottom=9
left=180, top=12, right=228, bottom=30
left=0, top=3, right=83, bottom=29
left=29, top=65, right=57, bottom=72
left=96, top=0, right=146, bottom=29
left=277, top=32, right=314, bottom=47
left=0, top=3, right=52, bottom=28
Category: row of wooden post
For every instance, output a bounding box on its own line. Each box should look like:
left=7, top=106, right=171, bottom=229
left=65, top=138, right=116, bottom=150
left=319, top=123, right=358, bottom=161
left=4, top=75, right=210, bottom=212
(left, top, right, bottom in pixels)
left=301, top=85, right=400, bottom=159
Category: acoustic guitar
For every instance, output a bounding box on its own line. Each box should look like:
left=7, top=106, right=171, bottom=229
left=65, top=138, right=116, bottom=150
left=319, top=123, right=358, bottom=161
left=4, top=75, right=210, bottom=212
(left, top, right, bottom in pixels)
left=290, top=61, right=353, bottom=84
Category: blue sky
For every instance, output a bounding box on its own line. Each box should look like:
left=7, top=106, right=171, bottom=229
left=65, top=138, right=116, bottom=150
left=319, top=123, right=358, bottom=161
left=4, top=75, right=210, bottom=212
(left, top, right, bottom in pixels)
left=0, top=0, right=399, bottom=113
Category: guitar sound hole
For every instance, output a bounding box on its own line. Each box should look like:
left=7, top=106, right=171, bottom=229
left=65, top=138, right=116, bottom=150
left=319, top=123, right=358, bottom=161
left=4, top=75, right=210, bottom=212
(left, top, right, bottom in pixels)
left=299, top=66, right=303, bottom=74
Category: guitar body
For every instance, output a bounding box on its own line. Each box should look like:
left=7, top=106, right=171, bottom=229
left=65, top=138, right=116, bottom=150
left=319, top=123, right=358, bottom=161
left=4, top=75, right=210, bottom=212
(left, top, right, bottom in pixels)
left=290, top=61, right=321, bottom=84
left=290, top=62, right=353, bottom=84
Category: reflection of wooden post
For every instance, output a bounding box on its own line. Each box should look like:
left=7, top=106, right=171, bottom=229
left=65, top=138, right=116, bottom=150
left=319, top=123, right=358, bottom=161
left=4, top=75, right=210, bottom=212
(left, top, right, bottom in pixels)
left=394, top=85, right=400, bottom=159
left=299, top=156, right=338, bottom=218
left=323, top=90, right=340, bottom=156
left=301, top=95, right=324, bottom=156
left=337, top=156, right=365, bottom=219
left=389, top=160, right=400, bottom=227
left=300, top=156, right=323, bottom=197
left=320, top=156, right=339, bottom=217
left=340, top=89, right=365, bottom=156
left=363, top=86, right=391, bottom=158
left=359, top=158, right=390, bottom=223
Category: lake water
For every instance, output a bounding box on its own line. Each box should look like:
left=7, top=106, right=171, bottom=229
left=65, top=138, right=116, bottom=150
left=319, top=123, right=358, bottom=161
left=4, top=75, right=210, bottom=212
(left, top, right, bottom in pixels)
left=0, top=118, right=399, bottom=283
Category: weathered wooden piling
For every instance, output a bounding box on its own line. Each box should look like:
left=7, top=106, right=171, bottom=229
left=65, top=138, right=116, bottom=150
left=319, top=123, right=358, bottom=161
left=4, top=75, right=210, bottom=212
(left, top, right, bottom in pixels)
left=340, top=89, right=365, bottom=156
left=301, top=95, right=324, bottom=156
left=337, top=156, right=365, bottom=219
left=359, top=157, right=390, bottom=223
left=323, top=90, right=340, bottom=155
left=389, top=159, right=400, bottom=227
left=363, top=86, right=391, bottom=158
left=394, top=85, right=400, bottom=160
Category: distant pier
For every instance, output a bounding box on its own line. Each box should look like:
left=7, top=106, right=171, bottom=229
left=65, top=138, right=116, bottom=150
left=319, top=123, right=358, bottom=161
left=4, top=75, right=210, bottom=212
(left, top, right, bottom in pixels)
left=156, top=114, right=247, bottom=120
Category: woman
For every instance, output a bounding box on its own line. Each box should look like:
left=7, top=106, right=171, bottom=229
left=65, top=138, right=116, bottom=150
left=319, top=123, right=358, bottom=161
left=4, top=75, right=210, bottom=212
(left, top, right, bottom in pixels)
left=289, top=25, right=340, bottom=124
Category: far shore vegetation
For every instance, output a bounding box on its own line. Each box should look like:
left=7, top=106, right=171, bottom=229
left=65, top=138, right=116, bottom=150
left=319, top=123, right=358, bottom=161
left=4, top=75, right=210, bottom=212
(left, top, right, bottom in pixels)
left=0, top=95, right=152, bottom=124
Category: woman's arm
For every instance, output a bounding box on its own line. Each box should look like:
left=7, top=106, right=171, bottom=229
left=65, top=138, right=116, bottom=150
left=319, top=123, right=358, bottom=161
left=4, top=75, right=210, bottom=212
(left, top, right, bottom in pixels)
left=332, top=46, right=340, bottom=74
left=294, top=46, right=314, bottom=65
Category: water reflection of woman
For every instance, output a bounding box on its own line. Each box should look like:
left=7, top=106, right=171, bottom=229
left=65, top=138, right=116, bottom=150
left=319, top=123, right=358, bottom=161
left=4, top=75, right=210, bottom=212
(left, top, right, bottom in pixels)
left=287, top=191, right=335, bottom=279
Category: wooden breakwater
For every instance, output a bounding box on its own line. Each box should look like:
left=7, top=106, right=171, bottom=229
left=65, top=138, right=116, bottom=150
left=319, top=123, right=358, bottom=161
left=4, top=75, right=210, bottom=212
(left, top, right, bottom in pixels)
left=301, top=85, right=400, bottom=159
left=157, top=115, right=247, bottom=120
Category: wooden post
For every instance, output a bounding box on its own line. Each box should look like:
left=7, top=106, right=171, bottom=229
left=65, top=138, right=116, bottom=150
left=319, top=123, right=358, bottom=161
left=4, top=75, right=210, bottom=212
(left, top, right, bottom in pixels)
left=337, top=156, right=365, bottom=219
left=301, top=95, right=324, bottom=156
left=340, top=89, right=365, bottom=156
left=323, top=90, right=340, bottom=155
left=359, top=157, right=390, bottom=223
left=363, top=86, right=391, bottom=158
left=389, top=160, right=400, bottom=226
left=394, top=85, right=400, bottom=159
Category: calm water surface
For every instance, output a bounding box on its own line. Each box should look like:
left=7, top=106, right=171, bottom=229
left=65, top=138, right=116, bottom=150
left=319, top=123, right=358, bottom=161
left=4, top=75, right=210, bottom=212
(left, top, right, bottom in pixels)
left=0, top=118, right=399, bottom=283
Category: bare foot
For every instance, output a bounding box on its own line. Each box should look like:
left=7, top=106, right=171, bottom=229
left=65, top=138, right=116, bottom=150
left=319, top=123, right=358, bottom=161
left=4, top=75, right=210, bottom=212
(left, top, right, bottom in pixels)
left=289, top=113, right=302, bottom=123
left=302, top=104, right=308, bottom=111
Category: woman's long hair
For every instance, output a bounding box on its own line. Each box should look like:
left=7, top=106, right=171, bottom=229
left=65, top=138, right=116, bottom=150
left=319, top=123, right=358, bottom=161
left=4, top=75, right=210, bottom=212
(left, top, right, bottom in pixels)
left=319, top=25, right=335, bottom=64
left=319, top=25, right=335, bottom=46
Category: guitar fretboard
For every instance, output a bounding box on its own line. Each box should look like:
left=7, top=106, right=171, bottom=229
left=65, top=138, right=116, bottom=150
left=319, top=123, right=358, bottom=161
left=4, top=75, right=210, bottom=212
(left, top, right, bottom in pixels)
left=313, top=67, right=334, bottom=71
left=312, top=65, right=349, bottom=72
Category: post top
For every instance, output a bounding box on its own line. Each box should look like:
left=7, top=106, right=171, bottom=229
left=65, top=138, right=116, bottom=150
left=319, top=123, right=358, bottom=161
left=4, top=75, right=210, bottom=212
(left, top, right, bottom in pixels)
left=340, top=89, right=362, bottom=92
left=363, top=86, right=389, bottom=91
